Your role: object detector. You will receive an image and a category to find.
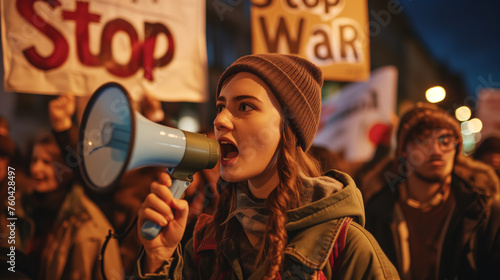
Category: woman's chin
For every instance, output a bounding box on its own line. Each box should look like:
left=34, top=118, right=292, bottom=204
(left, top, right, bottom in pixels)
left=220, top=172, right=238, bottom=183
left=220, top=167, right=245, bottom=183
left=35, top=183, right=58, bottom=193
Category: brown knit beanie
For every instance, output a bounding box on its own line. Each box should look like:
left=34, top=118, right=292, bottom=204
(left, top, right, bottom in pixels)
left=216, top=53, right=323, bottom=151
left=396, top=102, right=462, bottom=158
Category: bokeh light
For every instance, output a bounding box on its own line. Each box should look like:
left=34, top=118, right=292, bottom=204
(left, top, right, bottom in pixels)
left=178, top=109, right=200, bottom=132
left=460, top=118, right=483, bottom=156
left=462, top=133, right=476, bottom=155
left=461, top=121, right=473, bottom=135
left=426, top=86, right=446, bottom=103
left=455, top=106, right=471, bottom=121
left=469, top=118, right=483, bottom=133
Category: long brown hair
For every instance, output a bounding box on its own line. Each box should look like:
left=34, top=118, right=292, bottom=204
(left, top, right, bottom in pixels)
left=212, top=124, right=322, bottom=279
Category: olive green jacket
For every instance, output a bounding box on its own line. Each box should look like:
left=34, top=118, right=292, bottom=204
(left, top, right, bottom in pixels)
left=135, top=170, right=399, bottom=279
left=40, top=185, right=123, bottom=280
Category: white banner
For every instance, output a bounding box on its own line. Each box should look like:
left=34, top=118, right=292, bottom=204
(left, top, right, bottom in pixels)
left=313, top=66, right=398, bottom=162
left=1, top=0, right=207, bottom=102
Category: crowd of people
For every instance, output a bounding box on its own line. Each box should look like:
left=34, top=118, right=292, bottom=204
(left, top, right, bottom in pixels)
left=1, top=53, right=499, bottom=279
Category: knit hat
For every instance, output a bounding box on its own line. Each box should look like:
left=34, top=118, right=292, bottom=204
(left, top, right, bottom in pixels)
left=216, top=53, right=323, bottom=151
left=396, top=102, right=462, bottom=158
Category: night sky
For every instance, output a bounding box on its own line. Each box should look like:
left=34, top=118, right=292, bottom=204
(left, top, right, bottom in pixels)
left=400, top=0, right=500, bottom=98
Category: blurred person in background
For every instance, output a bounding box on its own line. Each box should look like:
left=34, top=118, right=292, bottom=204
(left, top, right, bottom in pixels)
left=0, top=116, right=10, bottom=136
left=48, top=92, right=219, bottom=276
left=48, top=93, right=164, bottom=276
left=353, top=112, right=399, bottom=198
left=22, top=132, right=123, bottom=279
left=307, top=145, right=350, bottom=174
left=0, top=121, right=33, bottom=279
left=0, top=125, right=16, bottom=199
left=365, top=103, right=500, bottom=280
left=474, top=135, right=500, bottom=178
left=0, top=116, right=33, bottom=192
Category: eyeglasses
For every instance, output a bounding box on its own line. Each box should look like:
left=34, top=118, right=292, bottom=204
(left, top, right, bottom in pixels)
left=411, top=133, right=458, bottom=153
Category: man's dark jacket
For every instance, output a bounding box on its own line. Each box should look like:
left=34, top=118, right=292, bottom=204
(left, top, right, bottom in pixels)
left=365, top=172, right=500, bottom=280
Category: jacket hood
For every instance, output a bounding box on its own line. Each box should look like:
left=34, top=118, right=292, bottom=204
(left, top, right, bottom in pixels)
left=454, top=153, right=500, bottom=201
left=286, top=170, right=365, bottom=232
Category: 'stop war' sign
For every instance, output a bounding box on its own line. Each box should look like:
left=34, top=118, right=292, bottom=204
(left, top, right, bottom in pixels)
left=251, top=0, right=370, bottom=82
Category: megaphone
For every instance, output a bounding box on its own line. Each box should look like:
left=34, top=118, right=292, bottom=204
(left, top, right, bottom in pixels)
left=79, top=82, right=219, bottom=239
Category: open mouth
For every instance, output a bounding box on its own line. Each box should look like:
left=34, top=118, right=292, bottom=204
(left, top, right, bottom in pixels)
left=33, top=176, right=45, bottom=183
left=220, top=140, right=239, bottom=162
left=34, top=178, right=47, bottom=187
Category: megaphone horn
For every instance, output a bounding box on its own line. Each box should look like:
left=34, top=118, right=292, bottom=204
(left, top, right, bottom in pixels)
left=79, top=82, right=219, bottom=239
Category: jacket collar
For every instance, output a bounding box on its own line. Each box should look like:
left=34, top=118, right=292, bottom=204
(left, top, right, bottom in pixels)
left=445, top=174, right=490, bottom=250
left=450, top=173, right=489, bottom=220
left=375, top=172, right=491, bottom=277
left=53, top=184, right=90, bottom=227
left=195, top=170, right=359, bottom=278
left=378, top=172, right=490, bottom=221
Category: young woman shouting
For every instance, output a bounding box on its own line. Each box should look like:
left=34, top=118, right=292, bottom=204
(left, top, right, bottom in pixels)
left=135, top=54, right=398, bottom=280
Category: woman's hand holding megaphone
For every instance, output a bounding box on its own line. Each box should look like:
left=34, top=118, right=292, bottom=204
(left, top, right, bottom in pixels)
left=138, top=171, right=189, bottom=273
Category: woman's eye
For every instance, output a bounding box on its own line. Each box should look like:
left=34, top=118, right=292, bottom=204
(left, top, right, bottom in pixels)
left=239, top=103, right=254, bottom=112
left=216, top=104, right=224, bottom=114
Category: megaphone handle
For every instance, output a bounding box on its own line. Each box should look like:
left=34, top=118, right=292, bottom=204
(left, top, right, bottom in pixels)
left=141, top=179, right=190, bottom=240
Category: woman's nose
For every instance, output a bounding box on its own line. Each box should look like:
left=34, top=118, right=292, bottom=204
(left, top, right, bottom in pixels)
left=213, top=108, right=233, bottom=131
left=30, top=159, right=42, bottom=174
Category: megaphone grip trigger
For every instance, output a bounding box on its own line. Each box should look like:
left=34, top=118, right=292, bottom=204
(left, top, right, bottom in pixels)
left=141, top=220, right=162, bottom=240
left=140, top=179, right=190, bottom=240
left=170, top=180, right=190, bottom=199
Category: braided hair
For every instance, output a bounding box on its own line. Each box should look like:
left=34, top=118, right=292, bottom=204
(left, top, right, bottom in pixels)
left=212, top=125, right=322, bottom=279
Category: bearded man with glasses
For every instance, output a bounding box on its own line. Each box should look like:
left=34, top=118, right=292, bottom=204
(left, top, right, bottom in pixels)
left=364, top=103, right=500, bottom=280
